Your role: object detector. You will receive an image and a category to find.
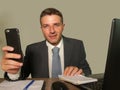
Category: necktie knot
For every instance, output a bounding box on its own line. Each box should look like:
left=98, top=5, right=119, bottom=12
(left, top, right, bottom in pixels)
left=52, top=47, right=59, bottom=54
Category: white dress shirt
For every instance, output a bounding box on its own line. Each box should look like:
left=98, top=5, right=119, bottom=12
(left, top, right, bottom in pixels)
left=46, top=38, right=64, bottom=78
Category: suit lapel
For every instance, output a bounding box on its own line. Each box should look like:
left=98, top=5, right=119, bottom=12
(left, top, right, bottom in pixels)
left=63, top=37, right=72, bottom=68
left=41, top=37, right=73, bottom=76
left=40, top=41, right=49, bottom=77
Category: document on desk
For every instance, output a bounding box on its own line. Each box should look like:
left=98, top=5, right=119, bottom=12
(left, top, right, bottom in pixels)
left=59, top=75, right=98, bottom=85
left=0, top=80, right=44, bottom=90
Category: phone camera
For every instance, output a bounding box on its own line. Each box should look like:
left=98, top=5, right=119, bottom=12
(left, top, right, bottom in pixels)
left=6, top=30, right=10, bottom=33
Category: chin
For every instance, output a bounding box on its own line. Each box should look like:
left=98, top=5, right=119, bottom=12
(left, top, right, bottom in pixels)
left=49, top=41, right=58, bottom=46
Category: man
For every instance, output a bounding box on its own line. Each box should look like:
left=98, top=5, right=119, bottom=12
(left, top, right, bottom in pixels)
left=1, top=8, right=91, bottom=80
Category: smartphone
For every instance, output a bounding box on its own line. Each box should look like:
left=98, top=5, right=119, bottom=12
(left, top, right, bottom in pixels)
left=5, top=28, right=23, bottom=62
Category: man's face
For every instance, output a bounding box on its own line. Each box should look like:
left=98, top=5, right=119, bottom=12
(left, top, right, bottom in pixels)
left=41, top=15, right=65, bottom=46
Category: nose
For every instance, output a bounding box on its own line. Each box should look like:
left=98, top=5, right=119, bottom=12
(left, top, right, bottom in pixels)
left=49, top=26, right=55, bottom=33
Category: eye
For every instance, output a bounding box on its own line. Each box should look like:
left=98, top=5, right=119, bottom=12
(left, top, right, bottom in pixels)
left=42, top=25, right=49, bottom=29
left=54, top=23, right=61, bottom=27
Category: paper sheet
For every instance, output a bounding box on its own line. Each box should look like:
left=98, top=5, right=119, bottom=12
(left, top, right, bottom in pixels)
left=0, top=80, right=44, bottom=90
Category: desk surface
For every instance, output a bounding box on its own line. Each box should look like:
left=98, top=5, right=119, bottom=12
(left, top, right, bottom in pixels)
left=0, top=78, right=80, bottom=90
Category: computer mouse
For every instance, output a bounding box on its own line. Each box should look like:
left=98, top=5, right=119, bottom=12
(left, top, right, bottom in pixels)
left=51, top=81, right=68, bottom=90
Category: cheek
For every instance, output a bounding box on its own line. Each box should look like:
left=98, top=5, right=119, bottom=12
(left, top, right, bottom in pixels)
left=42, top=30, right=49, bottom=38
left=58, top=28, right=63, bottom=35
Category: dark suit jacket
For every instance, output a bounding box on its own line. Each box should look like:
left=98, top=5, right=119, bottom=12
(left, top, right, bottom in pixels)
left=5, top=36, right=91, bottom=80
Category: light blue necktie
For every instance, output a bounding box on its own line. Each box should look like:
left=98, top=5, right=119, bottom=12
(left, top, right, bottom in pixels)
left=52, top=47, right=62, bottom=78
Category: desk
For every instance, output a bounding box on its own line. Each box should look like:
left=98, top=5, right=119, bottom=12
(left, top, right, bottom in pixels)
left=0, top=75, right=102, bottom=90
left=0, top=78, right=81, bottom=90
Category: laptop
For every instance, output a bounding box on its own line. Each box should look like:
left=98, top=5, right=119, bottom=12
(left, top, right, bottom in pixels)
left=102, top=18, right=120, bottom=90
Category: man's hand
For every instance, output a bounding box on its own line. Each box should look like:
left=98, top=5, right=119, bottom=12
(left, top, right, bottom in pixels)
left=63, top=66, right=83, bottom=76
left=0, top=46, right=23, bottom=74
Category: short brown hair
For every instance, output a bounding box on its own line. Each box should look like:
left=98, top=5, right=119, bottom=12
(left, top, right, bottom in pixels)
left=40, top=8, right=63, bottom=24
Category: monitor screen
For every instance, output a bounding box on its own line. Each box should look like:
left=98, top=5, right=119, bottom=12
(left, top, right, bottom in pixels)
left=102, top=18, right=120, bottom=90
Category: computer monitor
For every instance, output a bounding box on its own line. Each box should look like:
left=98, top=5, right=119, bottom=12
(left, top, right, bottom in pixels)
left=102, top=18, right=120, bottom=90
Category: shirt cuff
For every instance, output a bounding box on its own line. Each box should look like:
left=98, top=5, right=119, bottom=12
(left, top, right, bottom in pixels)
left=7, top=69, right=21, bottom=80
